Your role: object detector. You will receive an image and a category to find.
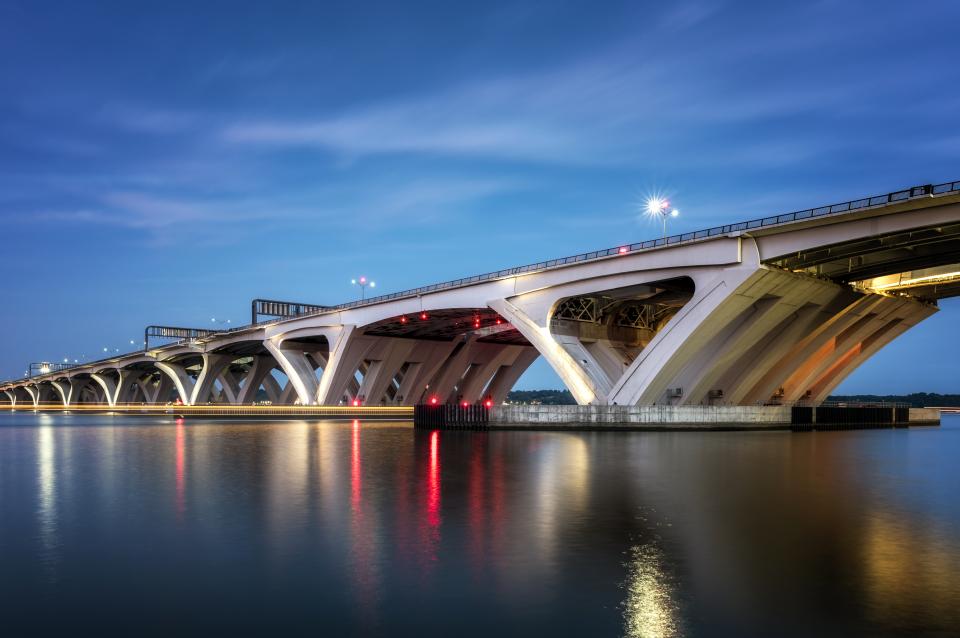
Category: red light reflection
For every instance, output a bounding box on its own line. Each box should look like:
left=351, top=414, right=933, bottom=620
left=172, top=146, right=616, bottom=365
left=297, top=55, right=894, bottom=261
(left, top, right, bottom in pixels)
left=427, top=430, right=440, bottom=528
left=175, top=420, right=185, bottom=517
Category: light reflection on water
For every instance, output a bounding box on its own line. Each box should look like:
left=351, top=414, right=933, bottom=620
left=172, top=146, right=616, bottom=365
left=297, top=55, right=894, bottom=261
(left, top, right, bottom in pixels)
left=0, top=413, right=957, bottom=637
left=622, top=542, right=681, bottom=638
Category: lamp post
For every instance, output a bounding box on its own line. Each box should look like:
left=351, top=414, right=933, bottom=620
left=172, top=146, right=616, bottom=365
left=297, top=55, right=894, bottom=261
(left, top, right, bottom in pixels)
left=645, top=197, right=680, bottom=238
left=351, top=276, right=376, bottom=301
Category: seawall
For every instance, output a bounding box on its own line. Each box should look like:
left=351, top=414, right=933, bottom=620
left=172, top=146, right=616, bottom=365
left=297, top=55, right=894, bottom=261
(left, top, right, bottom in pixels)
left=484, top=404, right=940, bottom=431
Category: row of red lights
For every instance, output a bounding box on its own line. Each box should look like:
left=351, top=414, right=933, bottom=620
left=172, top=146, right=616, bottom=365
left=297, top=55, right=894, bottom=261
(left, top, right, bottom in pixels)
left=399, top=313, right=503, bottom=328
left=428, top=396, right=493, bottom=408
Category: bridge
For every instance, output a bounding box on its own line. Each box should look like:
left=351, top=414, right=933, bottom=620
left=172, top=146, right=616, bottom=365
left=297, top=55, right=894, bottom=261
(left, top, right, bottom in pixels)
left=3, top=179, right=959, bottom=410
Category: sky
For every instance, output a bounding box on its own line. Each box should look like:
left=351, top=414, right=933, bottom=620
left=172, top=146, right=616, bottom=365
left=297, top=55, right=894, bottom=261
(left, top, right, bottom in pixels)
left=1, top=1, right=958, bottom=393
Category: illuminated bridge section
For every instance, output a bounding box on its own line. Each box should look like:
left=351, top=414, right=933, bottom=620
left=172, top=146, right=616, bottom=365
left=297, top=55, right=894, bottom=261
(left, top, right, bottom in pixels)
left=3, top=179, right=960, bottom=409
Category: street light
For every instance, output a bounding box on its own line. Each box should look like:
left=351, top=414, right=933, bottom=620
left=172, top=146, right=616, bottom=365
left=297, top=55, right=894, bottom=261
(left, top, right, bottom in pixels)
left=645, top=197, right=680, bottom=238
left=211, top=318, right=232, bottom=326
left=351, top=276, right=376, bottom=301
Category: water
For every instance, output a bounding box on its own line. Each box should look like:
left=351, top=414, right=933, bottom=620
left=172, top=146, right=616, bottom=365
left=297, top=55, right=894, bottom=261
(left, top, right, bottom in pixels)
left=1, top=413, right=958, bottom=637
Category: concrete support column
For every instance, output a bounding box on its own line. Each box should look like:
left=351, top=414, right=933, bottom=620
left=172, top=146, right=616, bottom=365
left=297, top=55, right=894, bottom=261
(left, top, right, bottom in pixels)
left=189, top=354, right=234, bottom=405
left=780, top=296, right=908, bottom=402
left=315, top=326, right=377, bottom=405
left=154, top=362, right=197, bottom=405
left=261, top=375, right=283, bottom=403
left=809, top=299, right=936, bottom=403
left=482, top=347, right=540, bottom=404
left=90, top=373, right=118, bottom=407
left=458, top=345, right=524, bottom=403
left=681, top=276, right=821, bottom=404
left=217, top=370, right=241, bottom=404
left=2, top=389, right=14, bottom=407
left=264, top=339, right=321, bottom=405
left=722, top=294, right=838, bottom=405
left=68, top=378, right=93, bottom=405
left=356, top=339, right=416, bottom=405
left=51, top=380, right=70, bottom=406
left=740, top=292, right=884, bottom=404
left=490, top=299, right=601, bottom=405
left=236, top=356, right=278, bottom=404
left=423, top=337, right=481, bottom=404
left=395, top=341, right=459, bottom=405
left=25, top=385, right=40, bottom=407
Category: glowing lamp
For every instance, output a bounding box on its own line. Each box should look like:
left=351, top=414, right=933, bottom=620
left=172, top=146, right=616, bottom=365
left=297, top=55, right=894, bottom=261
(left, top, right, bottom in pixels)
left=618, top=246, right=629, bottom=254
left=429, top=396, right=438, bottom=405
left=400, top=316, right=408, bottom=324
left=484, top=399, right=493, bottom=408
left=645, top=197, right=669, bottom=216
left=462, top=402, right=469, bottom=408
left=420, top=312, right=428, bottom=320
left=352, top=399, right=360, bottom=407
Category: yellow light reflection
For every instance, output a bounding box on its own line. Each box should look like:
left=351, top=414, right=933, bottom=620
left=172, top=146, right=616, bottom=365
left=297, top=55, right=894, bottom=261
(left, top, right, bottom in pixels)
left=622, top=544, right=681, bottom=638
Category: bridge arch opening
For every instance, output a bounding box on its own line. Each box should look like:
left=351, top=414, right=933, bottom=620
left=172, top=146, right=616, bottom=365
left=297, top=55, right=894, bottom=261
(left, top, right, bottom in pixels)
left=547, top=276, right=695, bottom=387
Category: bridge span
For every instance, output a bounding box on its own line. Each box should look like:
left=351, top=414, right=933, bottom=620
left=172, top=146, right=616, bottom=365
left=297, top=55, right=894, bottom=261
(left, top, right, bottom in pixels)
left=3, top=180, right=960, bottom=409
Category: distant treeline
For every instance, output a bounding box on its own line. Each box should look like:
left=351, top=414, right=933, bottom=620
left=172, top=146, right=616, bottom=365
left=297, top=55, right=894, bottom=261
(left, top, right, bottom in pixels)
left=828, top=393, right=960, bottom=407
left=506, top=390, right=958, bottom=407
left=506, top=390, right=577, bottom=405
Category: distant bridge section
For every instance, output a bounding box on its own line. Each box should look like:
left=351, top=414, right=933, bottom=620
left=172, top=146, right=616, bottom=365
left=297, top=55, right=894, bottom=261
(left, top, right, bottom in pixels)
left=3, top=179, right=959, bottom=410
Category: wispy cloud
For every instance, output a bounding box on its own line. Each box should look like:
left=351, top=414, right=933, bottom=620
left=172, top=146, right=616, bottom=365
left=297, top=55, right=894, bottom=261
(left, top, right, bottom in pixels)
left=97, top=103, right=200, bottom=134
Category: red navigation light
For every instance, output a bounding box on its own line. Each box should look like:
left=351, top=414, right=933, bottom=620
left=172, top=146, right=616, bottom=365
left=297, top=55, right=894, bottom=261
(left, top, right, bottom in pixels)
left=352, top=399, right=360, bottom=407
left=420, top=312, right=428, bottom=320
left=400, top=315, right=408, bottom=324
left=429, top=396, right=438, bottom=405
left=473, top=320, right=480, bottom=328
left=618, top=246, right=629, bottom=254
left=484, top=399, right=493, bottom=408
left=495, top=318, right=502, bottom=325
left=462, top=401, right=469, bottom=408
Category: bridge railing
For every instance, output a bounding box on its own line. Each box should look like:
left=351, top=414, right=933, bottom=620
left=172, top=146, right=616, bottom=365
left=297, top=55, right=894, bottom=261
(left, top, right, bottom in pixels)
left=241, top=178, right=960, bottom=324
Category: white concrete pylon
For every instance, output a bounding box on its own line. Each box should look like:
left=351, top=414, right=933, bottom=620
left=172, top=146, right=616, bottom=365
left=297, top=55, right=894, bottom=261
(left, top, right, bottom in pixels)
left=483, top=348, right=539, bottom=404
left=264, top=339, right=321, bottom=405
left=808, top=298, right=936, bottom=403
left=394, top=340, right=459, bottom=405
left=489, top=299, right=601, bottom=405
left=780, top=295, right=909, bottom=402
left=740, top=292, right=884, bottom=404
left=51, top=380, right=70, bottom=406
left=235, top=356, right=278, bottom=404
left=356, top=338, right=416, bottom=405
left=90, top=373, right=118, bottom=407
left=680, top=274, right=822, bottom=404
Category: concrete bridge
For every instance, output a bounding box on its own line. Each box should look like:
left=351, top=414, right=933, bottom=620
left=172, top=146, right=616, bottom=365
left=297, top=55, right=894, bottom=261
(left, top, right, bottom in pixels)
left=3, top=180, right=959, bottom=409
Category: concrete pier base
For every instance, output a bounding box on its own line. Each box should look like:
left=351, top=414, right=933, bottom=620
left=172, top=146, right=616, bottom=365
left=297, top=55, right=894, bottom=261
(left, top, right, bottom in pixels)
left=488, top=404, right=940, bottom=431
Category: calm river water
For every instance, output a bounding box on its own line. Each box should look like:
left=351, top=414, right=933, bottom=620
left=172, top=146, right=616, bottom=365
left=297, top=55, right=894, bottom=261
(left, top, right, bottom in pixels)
left=1, top=413, right=958, bottom=637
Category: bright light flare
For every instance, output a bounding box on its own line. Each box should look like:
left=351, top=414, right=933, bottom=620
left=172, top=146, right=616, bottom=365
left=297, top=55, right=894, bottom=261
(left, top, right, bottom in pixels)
left=645, top=197, right=670, bottom=217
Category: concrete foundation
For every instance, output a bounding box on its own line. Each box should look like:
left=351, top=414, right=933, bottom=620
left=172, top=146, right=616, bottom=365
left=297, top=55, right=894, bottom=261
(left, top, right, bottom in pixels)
left=490, top=404, right=940, bottom=430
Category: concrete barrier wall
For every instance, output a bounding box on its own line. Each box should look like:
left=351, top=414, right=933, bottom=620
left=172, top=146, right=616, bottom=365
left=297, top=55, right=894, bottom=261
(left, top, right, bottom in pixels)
left=908, top=407, right=941, bottom=424
left=491, top=404, right=792, bottom=430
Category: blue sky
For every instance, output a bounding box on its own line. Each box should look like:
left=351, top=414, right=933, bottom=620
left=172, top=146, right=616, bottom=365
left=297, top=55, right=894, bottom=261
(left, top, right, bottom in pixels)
left=1, top=1, right=958, bottom=392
